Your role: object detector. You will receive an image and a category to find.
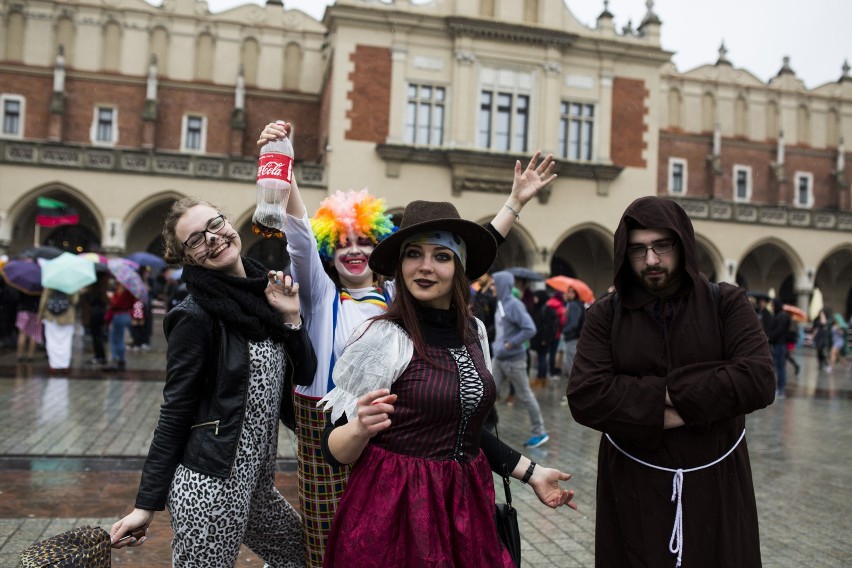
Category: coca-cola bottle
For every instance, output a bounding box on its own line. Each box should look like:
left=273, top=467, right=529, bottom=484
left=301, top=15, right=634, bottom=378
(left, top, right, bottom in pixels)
left=252, top=120, right=293, bottom=238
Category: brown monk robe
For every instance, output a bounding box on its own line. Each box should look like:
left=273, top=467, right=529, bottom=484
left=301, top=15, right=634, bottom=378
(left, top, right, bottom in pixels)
left=568, top=196, right=775, bottom=567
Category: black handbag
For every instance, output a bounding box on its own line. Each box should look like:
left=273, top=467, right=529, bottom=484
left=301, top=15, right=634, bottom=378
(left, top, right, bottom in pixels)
left=493, top=424, right=522, bottom=567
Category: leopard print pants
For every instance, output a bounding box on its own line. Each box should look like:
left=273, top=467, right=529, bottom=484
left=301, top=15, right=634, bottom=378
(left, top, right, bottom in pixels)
left=168, top=338, right=306, bottom=568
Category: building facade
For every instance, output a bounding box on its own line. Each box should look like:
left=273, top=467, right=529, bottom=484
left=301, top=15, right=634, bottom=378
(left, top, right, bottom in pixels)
left=1, top=0, right=850, bottom=315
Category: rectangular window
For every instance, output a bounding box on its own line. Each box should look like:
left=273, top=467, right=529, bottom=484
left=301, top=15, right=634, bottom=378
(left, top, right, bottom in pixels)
left=96, top=107, right=114, bottom=142
left=733, top=165, right=752, bottom=202
left=1, top=95, right=25, bottom=138
left=182, top=115, right=206, bottom=152
left=89, top=106, right=117, bottom=145
left=404, top=84, right=445, bottom=146
left=668, top=158, right=687, bottom=195
left=477, top=66, right=533, bottom=153
left=478, top=90, right=529, bottom=152
left=794, top=172, right=814, bottom=208
left=558, top=102, right=595, bottom=161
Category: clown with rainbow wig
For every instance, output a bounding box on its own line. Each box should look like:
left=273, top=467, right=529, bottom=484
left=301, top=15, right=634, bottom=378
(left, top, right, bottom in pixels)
left=257, top=121, right=557, bottom=568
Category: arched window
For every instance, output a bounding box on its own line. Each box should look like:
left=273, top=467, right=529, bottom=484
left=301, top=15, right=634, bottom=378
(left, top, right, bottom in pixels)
left=102, top=21, right=122, bottom=71
left=149, top=27, right=169, bottom=76
left=241, top=37, right=260, bottom=86
left=54, top=16, right=75, bottom=67
left=701, top=92, right=715, bottom=133
left=826, top=108, right=839, bottom=147
left=667, top=87, right=682, bottom=129
left=195, top=33, right=214, bottom=81
left=796, top=104, right=810, bottom=145
left=523, top=0, right=539, bottom=23
left=766, top=100, right=779, bottom=140
left=734, top=95, right=748, bottom=138
left=283, top=42, right=302, bottom=91
left=5, top=11, right=25, bottom=61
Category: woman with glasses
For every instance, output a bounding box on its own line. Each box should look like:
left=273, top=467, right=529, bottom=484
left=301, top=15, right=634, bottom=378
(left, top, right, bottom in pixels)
left=109, top=197, right=316, bottom=568
left=256, top=121, right=557, bottom=568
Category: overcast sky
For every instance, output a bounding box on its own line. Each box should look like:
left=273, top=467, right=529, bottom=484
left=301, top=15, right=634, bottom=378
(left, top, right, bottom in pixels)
left=204, top=0, right=850, bottom=89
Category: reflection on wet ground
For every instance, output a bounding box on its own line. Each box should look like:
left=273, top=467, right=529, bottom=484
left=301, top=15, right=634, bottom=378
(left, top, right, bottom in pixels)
left=0, top=335, right=849, bottom=566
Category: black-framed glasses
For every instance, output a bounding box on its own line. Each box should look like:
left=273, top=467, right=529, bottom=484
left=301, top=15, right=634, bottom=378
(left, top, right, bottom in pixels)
left=183, top=214, right=226, bottom=249
left=626, top=239, right=675, bottom=260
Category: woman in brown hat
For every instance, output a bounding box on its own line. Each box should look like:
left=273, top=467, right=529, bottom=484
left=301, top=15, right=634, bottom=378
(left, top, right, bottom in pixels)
left=258, top=121, right=558, bottom=567
left=318, top=200, right=578, bottom=567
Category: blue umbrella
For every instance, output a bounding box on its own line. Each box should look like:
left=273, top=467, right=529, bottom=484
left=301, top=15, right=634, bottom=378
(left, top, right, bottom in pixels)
left=41, top=252, right=97, bottom=295
left=0, top=259, right=42, bottom=295
left=506, top=266, right=544, bottom=282
left=125, top=251, right=167, bottom=271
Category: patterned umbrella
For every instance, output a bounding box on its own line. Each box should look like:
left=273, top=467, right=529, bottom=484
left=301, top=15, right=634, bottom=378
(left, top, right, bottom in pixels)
left=41, top=252, right=97, bottom=295
left=0, top=259, right=42, bottom=295
left=107, top=258, right=148, bottom=301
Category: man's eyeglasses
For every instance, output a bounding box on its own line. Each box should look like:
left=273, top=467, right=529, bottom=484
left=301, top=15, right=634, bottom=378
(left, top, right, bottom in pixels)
left=626, top=239, right=675, bottom=260
left=183, top=214, right=226, bottom=249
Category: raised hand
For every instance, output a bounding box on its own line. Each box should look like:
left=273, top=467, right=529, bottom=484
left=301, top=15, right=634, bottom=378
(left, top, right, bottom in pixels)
left=257, top=121, right=290, bottom=147
left=510, top=151, right=557, bottom=207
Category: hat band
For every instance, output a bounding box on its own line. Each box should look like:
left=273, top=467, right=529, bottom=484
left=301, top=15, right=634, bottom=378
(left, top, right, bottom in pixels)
left=400, top=230, right=466, bottom=269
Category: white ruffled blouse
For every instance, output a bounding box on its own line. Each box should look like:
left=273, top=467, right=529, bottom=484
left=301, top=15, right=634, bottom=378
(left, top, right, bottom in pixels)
left=317, top=318, right=491, bottom=423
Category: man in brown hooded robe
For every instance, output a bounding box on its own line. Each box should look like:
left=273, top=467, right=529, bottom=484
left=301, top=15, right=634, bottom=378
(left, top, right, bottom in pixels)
left=567, top=196, right=775, bottom=567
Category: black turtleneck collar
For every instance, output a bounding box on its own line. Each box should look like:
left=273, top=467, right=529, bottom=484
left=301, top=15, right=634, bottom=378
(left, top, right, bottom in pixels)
left=417, top=304, right=463, bottom=348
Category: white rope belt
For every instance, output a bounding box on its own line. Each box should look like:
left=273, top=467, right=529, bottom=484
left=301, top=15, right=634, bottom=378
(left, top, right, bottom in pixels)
left=604, top=428, right=746, bottom=568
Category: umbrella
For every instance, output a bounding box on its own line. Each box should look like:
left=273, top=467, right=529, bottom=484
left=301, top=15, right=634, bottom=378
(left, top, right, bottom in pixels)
left=19, top=245, right=65, bottom=260
left=0, top=259, right=42, bottom=295
left=506, top=266, right=544, bottom=282
left=126, top=251, right=167, bottom=271
left=41, top=252, right=97, bottom=295
left=545, top=275, right=595, bottom=304
left=782, top=304, right=807, bottom=323
left=78, top=252, right=109, bottom=273
left=746, top=290, right=771, bottom=302
left=108, top=258, right=148, bottom=301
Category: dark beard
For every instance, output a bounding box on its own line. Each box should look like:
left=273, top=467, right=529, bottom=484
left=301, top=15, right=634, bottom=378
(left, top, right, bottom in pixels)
left=640, top=267, right=679, bottom=296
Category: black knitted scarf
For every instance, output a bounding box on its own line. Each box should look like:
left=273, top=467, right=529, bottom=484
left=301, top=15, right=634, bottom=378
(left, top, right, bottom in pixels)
left=182, top=256, right=290, bottom=343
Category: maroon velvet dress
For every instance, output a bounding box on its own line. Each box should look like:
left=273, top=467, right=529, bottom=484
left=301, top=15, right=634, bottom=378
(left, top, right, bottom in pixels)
left=323, top=340, right=514, bottom=568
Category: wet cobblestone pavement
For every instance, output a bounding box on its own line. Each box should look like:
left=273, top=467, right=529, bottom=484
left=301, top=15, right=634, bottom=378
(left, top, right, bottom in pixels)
left=0, top=321, right=850, bottom=567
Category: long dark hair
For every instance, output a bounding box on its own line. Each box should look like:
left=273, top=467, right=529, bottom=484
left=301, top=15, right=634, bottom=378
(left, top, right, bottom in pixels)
left=373, top=255, right=475, bottom=360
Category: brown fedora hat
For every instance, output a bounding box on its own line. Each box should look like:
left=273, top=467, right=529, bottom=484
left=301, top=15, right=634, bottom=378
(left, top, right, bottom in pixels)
left=369, top=200, right=497, bottom=280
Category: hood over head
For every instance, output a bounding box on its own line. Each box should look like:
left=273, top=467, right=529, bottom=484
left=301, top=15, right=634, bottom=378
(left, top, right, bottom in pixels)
left=492, top=271, right=516, bottom=303
left=613, top=197, right=699, bottom=308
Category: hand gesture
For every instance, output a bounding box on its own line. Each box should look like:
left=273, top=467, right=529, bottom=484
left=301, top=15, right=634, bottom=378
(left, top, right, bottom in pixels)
left=510, top=151, right=557, bottom=207
left=528, top=466, right=578, bottom=510
left=257, top=121, right=290, bottom=147
left=110, top=508, right=154, bottom=548
left=265, top=271, right=301, bottom=326
left=354, top=389, right=397, bottom=439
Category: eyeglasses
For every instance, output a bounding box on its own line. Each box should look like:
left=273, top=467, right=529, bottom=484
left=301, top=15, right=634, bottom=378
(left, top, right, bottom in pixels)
left=183, top=214, right=226, bottom=249
left=626, top=239, right=675, bottom=260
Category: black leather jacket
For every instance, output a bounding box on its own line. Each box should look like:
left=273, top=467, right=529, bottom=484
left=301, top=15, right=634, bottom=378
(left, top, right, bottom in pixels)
left=135, top=296, right=316, bottom=511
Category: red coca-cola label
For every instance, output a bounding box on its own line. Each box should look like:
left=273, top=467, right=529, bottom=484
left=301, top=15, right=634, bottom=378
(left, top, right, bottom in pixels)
left=257, top=152, right=293, bottom=183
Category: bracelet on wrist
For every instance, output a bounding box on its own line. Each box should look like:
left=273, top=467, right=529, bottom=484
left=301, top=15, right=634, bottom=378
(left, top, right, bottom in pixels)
left=504, top=203, right=520, bottom=218
left=521, top=461, right=536, bottom=484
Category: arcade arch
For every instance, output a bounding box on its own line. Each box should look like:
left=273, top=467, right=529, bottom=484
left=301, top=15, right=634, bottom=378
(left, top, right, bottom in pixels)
left=814, top=244, right=852, bottom=318
left=550, top=223, right=613, bottom=298
left=736, top=239, right=803, bottom=304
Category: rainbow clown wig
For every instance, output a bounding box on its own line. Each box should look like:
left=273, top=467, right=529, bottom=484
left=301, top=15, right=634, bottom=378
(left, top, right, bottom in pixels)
left=310, top=189, right=397, bottom=260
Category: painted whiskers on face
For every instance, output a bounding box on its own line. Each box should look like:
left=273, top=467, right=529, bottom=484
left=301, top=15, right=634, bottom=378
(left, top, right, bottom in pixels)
left=191, top=230, right=239, bottom=264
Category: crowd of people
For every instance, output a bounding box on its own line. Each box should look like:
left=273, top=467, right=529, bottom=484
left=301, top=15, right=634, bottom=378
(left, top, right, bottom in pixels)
left=0, top=260, right=165, bottom=374
left=3, top=119, right=847, bottom=568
